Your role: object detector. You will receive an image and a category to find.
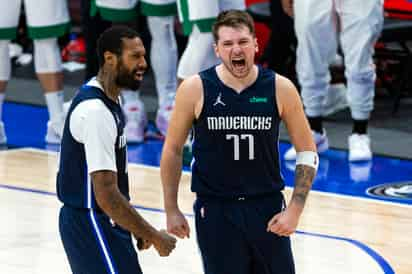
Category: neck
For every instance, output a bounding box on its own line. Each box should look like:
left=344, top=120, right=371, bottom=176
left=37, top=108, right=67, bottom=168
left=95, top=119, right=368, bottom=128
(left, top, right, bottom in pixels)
left=216, top=64, right=258, bottom=93
left=97, top=69, right=120, bottom=103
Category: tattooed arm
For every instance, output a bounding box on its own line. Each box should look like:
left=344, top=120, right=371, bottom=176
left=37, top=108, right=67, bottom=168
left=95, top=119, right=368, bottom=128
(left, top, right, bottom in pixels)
left=266, top=74, right=317, bottom=236
left=290, top=165, right=316, bottom=210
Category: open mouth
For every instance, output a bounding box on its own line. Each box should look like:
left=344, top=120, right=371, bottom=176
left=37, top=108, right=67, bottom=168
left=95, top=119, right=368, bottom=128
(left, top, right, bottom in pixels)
left=135, top=71, right=144, bottom=80
left=232, top=58, right=246, bottom=69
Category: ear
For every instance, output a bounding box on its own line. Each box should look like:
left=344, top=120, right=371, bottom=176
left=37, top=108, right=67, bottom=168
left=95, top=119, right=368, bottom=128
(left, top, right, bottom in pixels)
left=213, top=42, right=220, bottom=58
left=104, top=51, right=118, bottom=67
left=254, top=38, right=259, bottom=53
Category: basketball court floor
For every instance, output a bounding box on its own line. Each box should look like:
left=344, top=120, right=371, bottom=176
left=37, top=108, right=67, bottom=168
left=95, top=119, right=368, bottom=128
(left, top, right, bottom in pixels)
left=0, top=102, right=411, bottom=274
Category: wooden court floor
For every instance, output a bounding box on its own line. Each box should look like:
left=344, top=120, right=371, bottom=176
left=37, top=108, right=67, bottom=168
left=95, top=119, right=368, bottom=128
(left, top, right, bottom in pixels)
left=0, top=148, right=411, bottom=274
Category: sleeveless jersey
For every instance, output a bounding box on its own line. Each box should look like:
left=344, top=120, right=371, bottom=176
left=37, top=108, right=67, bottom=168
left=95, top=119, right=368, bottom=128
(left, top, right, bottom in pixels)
left=191, top=66, right=284, bottom=198
left=57, top=84, right=129, bottom=210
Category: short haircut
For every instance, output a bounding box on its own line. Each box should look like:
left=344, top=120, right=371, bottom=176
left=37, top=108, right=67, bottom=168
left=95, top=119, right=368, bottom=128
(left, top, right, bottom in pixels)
left=97, top=26, right=140, bottom=67
left=212, top=10, right=255, bottom=42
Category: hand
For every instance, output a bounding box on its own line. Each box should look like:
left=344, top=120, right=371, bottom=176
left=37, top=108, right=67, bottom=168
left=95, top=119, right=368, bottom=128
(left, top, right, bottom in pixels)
left=136, top=237, right=152, bottom=250
left=281, top=0, right=294, bottom=17
left=166, top=209, right=190, bottom=239
left=266, top=208, right=300, bottom=236
left=152, top=229, right=177, bottom=257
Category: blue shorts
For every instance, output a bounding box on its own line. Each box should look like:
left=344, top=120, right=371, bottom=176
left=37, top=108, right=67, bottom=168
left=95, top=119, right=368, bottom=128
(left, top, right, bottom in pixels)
left=59, top=205, right=142, bottom=274
left=194, top=193, right=295, bottom=274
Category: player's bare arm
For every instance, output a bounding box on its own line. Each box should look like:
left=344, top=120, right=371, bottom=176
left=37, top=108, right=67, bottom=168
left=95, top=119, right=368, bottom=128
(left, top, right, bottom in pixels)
left=92, top=171, right=176, bottom=256
left=267, top=74, right=317, bottom=236
left=160, top=75, right=203, bottom=238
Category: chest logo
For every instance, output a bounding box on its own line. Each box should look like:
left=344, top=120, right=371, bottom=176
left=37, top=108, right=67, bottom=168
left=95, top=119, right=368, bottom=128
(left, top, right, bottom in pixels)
left=249, top=96, right=268, bottom=103
left=213, top=92, right=226, bottom=107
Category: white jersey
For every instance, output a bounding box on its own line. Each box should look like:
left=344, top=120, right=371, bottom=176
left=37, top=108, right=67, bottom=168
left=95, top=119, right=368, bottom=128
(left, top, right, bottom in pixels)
left=70, top=98, right=118, bottom=173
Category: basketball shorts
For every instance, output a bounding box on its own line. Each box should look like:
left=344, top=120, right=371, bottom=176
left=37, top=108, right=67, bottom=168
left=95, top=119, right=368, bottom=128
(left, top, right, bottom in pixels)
left=59, top=205, right=142, bottom=274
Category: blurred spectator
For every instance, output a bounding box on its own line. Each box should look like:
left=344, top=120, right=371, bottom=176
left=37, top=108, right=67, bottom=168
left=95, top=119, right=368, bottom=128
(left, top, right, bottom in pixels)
left=0, top=0, right=70, bottom=144
left=176, top=0, right=246, bottom=81
left=82, top=0, right=179, bottom=142
left=140, top=0, right=178, bottom=137
left=282, top=0, right=384, bottom=162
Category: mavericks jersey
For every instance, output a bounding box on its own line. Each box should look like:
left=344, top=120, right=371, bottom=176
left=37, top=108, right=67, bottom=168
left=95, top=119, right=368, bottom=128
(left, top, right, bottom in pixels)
left=57, top=80, right=129, bottom=210
left=191, top=66, right=284, bottom=198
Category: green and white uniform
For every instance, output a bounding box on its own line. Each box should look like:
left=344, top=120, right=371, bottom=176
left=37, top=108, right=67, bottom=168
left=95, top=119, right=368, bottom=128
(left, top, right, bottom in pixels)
left=141, top=0, right=177, bottom=16
left=142, top=0, right=178, bottom=135
left=177, top=0, right=245, bottom=35
left=0, top=0, right=69, bottom=40
left=91, top=0, right=138, bottom=22
left=177, top=0, right=245, bottom=79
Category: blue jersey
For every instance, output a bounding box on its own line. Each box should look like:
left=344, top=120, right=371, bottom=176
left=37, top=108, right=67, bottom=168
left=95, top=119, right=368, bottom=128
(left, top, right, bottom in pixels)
left=191, top=66, right=284, bottom=198
left=57, top=82, right=129, bottom=210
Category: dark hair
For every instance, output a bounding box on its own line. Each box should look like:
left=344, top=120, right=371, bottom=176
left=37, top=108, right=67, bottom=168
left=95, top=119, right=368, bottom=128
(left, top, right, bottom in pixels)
left=212, top=10, right=255, bottom=42
left=97, top=26, right=140, bottom=67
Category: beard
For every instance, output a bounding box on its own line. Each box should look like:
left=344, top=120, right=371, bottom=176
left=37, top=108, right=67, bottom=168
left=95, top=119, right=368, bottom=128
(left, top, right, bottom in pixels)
left=115, top=61, right=141, bottom=90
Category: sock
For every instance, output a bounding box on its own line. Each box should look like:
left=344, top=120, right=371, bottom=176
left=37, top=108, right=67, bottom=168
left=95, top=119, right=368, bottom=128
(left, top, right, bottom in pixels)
left=352, top=119, right=368, bottom=135
left=0, top=93, right=5, bottom=121
left=308, top=116, right=323, bottom=134
left=122, top=89, right=139, bottom=104
left=45, top=91, right=64, bottom=122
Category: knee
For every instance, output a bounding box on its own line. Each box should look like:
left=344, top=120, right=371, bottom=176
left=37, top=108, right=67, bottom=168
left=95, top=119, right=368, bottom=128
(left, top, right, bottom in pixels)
left=0, top=40, right=11, bottom=81
left=33, top=38, right=62, bottom=74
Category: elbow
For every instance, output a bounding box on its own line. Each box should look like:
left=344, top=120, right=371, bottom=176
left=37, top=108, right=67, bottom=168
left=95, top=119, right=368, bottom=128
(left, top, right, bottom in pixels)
left=93, top=182, right=119, bottom=213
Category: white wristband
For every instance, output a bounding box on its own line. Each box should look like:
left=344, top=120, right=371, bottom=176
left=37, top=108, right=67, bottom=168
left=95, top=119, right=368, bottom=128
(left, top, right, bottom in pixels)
left=296, top=151, right=319, bottom=170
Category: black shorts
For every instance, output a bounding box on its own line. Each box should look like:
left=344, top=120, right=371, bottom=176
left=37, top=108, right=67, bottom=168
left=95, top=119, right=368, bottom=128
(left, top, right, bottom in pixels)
left=194, top=193, right=295, bottom=274
left=59, top=205, right=142, bottom=274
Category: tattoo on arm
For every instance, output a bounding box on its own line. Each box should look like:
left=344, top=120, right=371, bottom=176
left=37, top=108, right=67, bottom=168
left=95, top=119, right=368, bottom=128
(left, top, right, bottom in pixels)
left=291, top=165, right=316, bottom=206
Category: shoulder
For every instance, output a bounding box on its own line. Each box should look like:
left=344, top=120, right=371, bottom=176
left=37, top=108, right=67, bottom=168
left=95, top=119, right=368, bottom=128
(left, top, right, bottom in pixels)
left=177, top=74, right=203, bottom=100
left=274, top=74, right=301, bottom=117
left=71, top=99, right=115, bottom=127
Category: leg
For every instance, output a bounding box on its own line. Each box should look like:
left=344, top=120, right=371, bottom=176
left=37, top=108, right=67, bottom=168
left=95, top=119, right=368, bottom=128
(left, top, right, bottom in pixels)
left=338, top=0, right=383, bottom=161
left=33, top=38, right=65, bottom=142
left=177, top=25, right=220, bottom=80
left=244, top=196, right=295, bottom=274
left=284, top=0, right=336, bottom=160
left=338, top=0, right=383, bottom=121
left=0, top=40, right=10, bottom=144
left=194, top=199, right=252, bottom=274
left=59, top=206, right=142, bottom=274
left=147, top=15, right=178, bottom=136
left=294, top=0, right=337, bottom=118
left=0, top=0, right=22, bottom=144
left=25, top=0, right=70, bottom=142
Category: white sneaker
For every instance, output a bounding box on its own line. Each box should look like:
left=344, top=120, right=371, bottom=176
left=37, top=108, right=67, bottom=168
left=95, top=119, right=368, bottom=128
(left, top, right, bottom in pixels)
left=284, top=130, right=329, bottom=160
left=0, top=121, right=7, bottom=145
left=348, top=134, right=372, bottom=162
left=323, top=83, right=348, bottom=116
left=155, top=105, right=173, bottom=137
left=123, top=100, right=147, bottom=143
left=45, top=118, right=64, bottom=144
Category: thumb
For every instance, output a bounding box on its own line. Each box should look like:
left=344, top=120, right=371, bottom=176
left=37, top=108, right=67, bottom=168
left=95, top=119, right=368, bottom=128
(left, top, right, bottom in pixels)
left=267, top=213, right=280, bottom=231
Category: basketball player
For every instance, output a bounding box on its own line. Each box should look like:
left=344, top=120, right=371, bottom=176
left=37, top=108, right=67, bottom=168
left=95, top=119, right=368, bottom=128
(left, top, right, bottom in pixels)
left=0, top=0, right=69, bottom=144
left=176, top=0, right=245, bottom=80
left=57, top=26, right=176, bottom=274
left=161, top=10, right=318, bottom=274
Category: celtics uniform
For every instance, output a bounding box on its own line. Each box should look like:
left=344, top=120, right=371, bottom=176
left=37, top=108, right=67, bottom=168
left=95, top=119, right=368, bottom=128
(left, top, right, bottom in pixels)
left=177, top=0, right=245, bottom=79
left=92, top=0, right=138, bottom=22
left=177, top=0, right=245, bottom=35
left=141, top=0, right=177, bottom=16
left=0, top=0, right=69, bottom=40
